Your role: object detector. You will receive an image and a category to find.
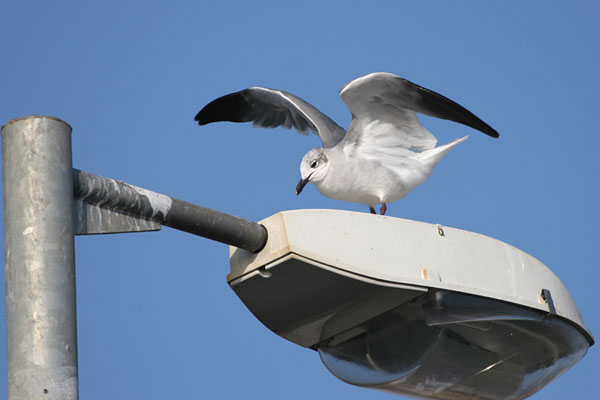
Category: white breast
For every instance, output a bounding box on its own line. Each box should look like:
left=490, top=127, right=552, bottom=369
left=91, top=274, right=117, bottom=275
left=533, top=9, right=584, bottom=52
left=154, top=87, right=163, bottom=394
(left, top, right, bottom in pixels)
left=313, top=149, right=431, bottom=206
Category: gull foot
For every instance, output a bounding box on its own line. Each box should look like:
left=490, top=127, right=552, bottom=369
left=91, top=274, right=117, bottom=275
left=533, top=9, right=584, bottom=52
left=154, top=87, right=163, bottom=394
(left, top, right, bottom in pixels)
left=380, top=203, right=387, bottom=215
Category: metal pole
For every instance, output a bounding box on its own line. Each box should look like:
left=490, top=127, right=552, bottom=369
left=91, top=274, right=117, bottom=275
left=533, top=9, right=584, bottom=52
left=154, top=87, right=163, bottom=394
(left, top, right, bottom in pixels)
left=73, top=169, right=268, bottom=252
left=2, top=116, right=78, bottom=399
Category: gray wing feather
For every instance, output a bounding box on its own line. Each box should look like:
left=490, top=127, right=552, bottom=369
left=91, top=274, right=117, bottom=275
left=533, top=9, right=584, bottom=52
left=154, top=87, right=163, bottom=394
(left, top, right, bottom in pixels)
left=340, top=73, right=498, bottom=143
left=196, top=87, right=346, bottom=148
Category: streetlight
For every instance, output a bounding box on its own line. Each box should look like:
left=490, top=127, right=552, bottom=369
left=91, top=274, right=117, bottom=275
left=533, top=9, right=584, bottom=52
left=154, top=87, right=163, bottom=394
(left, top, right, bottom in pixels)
left=2, top=116, right=593, bottom=400
left=228, top=210, right=593, bottom=400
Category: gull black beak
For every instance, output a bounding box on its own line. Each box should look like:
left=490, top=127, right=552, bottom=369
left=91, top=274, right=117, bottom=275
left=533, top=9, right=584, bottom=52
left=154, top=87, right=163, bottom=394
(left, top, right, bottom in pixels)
left=296, top=176, right=310, bottom=195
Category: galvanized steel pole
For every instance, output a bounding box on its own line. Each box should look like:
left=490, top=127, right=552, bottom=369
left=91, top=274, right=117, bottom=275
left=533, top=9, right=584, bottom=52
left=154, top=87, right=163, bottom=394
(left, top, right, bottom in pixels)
left=2, top=115, right=268, bottom=400
left=2, top=116, right=78, bottom=399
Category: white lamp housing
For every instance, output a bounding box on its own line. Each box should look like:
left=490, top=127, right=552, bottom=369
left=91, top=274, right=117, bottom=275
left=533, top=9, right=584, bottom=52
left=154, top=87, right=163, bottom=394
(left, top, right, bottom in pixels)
left=228, top=210, right=593, bottom=400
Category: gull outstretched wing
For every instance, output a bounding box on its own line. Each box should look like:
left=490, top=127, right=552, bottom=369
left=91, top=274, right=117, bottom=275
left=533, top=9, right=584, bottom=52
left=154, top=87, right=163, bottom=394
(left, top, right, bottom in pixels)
left=340, top=72, right=498, bottom=153
left=196, top=87, right=346, bottom=148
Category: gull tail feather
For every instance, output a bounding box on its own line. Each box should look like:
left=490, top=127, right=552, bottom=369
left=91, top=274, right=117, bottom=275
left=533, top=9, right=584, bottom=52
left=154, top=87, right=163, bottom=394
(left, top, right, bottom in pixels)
left=414, top=135, right=469, bottom=169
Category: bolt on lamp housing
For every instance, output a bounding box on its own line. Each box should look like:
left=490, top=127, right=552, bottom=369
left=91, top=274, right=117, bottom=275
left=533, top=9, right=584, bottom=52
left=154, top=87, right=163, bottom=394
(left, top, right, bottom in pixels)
left=227, top=210, right=593, bottom=400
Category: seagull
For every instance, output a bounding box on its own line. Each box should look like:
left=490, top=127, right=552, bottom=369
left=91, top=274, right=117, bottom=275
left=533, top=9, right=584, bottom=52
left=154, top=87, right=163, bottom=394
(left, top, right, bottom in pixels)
left=195, top=72, right=498, bottom=215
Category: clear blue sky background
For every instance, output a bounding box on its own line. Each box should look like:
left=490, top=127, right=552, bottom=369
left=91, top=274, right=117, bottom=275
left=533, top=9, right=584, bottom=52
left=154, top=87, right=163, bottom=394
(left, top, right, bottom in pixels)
left=1, top=1, right=598, bottom=399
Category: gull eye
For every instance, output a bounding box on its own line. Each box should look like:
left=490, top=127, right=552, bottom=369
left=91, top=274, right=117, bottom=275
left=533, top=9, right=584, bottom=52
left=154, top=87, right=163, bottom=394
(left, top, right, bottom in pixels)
left=310, top=160, right=319, bottom=168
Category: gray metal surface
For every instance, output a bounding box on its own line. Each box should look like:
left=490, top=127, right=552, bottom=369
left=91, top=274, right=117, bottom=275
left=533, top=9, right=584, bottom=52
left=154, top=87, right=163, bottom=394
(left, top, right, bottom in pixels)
left=73, top=198, right=162, bottom=235
left=229, top=254, right=426, bottom=348
left=2, top=116, right=78, bottom=399
left=73, top=168, right=267, bottom=252
left=1, top=115, right=268, bottom=400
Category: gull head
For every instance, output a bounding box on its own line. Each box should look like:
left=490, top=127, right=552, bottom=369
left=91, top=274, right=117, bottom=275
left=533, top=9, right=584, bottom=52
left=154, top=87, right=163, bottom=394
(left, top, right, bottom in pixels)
left=296, top=148, right=329, bottom=195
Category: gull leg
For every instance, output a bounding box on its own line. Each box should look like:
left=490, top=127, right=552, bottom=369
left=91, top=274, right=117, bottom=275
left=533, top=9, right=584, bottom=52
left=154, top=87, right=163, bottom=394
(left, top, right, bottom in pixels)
left=369, top=206, right=376, bottom=214
left=380, top=203, right=387, bottom=215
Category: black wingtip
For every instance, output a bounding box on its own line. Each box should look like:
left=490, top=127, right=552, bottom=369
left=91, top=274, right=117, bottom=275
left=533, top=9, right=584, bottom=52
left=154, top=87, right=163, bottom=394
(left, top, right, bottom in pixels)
left=194, top=90, right=254, bottom=126
left=193, top=110, right=205, bottom=124
left=478, top=122, right=500, bottom=139
left=407, top=79, right=500, bottom=139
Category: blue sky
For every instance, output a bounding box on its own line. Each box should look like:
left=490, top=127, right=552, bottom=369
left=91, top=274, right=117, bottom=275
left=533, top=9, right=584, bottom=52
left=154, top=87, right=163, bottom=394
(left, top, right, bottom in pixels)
left=1, top=1, right=598, bottom=399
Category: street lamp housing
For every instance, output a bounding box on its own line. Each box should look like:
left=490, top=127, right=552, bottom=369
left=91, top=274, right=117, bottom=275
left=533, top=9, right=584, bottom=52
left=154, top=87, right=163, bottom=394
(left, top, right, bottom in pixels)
left=227, top=210, right=592, bottom=400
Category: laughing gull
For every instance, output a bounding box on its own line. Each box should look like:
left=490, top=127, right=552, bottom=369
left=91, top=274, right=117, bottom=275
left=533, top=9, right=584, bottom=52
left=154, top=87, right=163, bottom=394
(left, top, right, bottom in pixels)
left=195, top=72, right=498, bottom=215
